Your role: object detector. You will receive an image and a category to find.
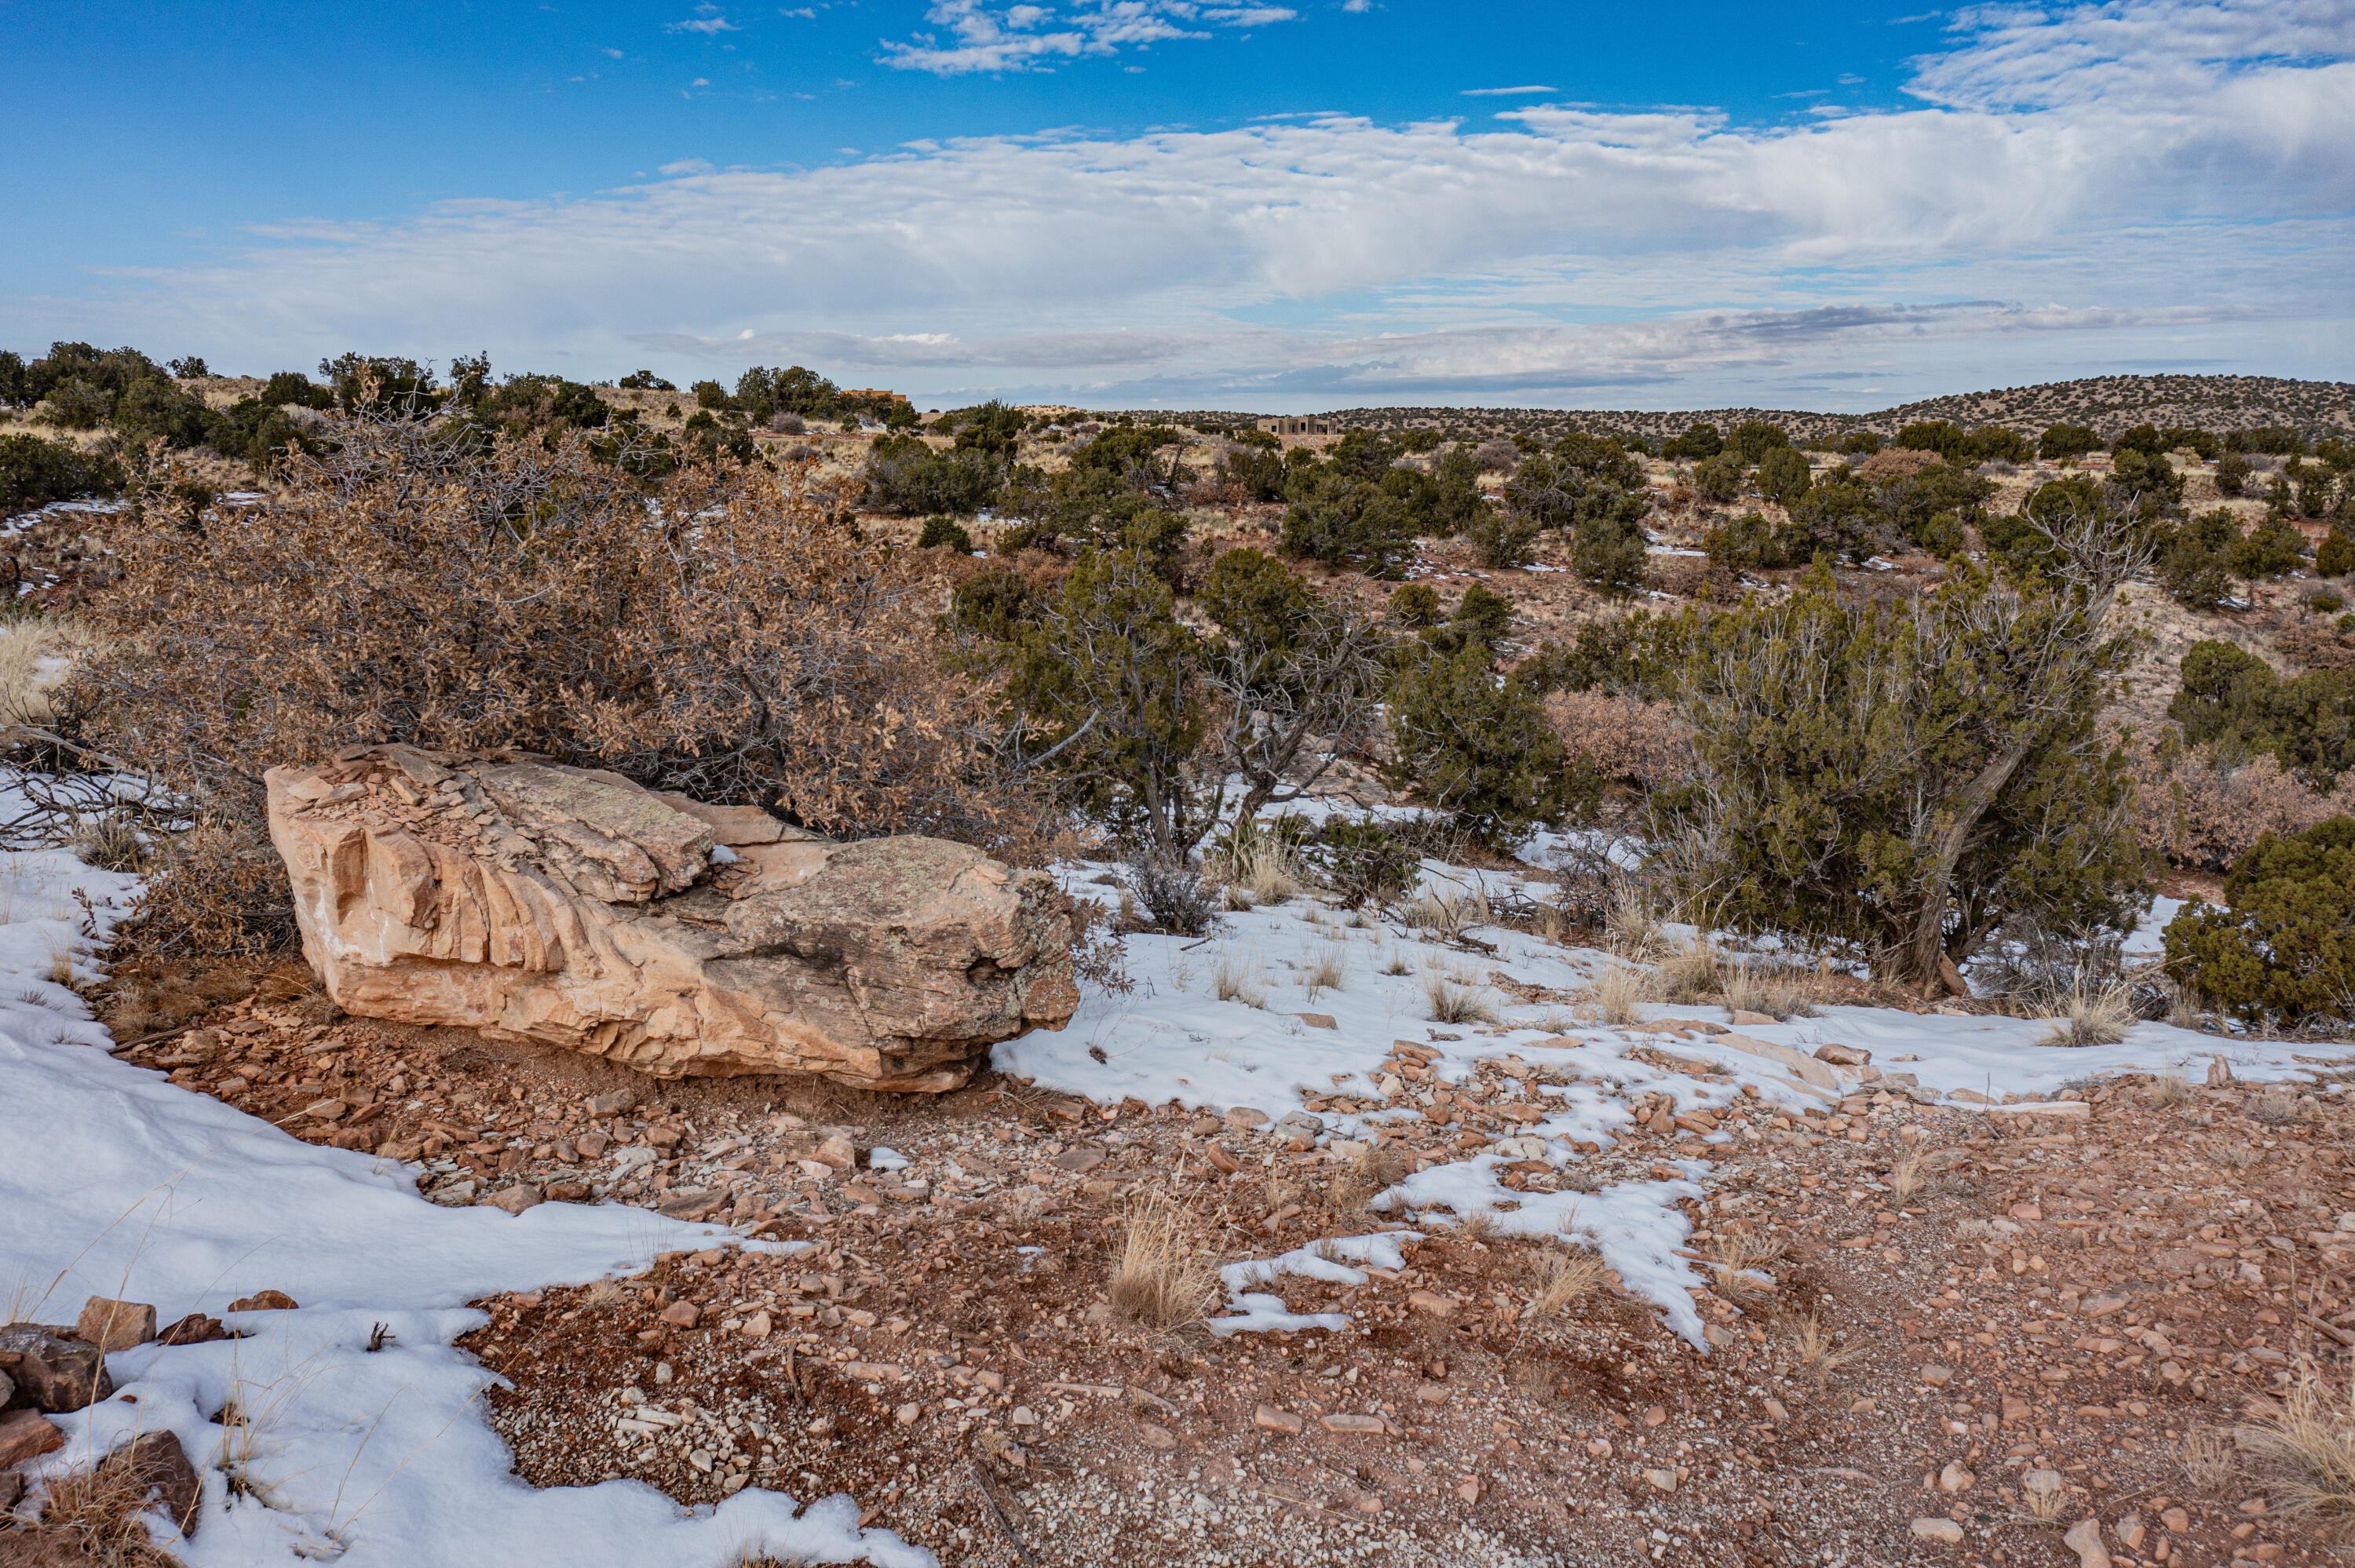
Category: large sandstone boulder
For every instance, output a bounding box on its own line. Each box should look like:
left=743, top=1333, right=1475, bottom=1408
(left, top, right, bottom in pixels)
left=265, top=746, right=1076, bottom=1091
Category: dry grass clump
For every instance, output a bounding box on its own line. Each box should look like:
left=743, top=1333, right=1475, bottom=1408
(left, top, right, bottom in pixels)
left=1590, top=961, right=1646, bottom=1026
left=1214, top=830, right=1305, bottom=906
left=1789, top=1311, right=1864, bottom=1387
left=2247, top=1085, right=2309, bottom=1125
left=1108, top=1194, right=1218, bottom=1333
left=31, top=1435, right=194, bottom=1566
left=2178, top=1425, right=2241, bottom=1494
left=2146, top=1071, right=2193, bottom=1107
left=2037, top=974, right=2136, bottom=1048
left=1707, top=1230, right=1784, bottom=1302
left=1603, top=883, right=1662, bottom=959
left=0, top=612, right=97, bottom=731
left=1526, top=1246, right=1611, bottom=1320
left=1887, top=1149, right=1926, bottom=1205
left=1423, top=957, right=1496, bottom=1024
left=1213, top=946, right=1267, bottom=1008
left=1655, top=935, right=1722, bottom=1003
left=1404, top=882, right=1489, bottom=943
left=1300, top=943, right=1348, bottom=1000
left=2236, top=1369, right=2355, bottom=1519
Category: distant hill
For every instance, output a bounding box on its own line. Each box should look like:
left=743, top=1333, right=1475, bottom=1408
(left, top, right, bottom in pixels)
left=1155, top=374, right=2355, bottom=445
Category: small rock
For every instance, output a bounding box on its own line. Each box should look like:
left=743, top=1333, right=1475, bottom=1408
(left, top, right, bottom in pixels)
left=2115, top=1512, right=2146, bottom=1551
left=112, top=1431, right=202, bottom=1537
left=1415, top=1384, right=1450, bottom=1404
left=1937, top=1461, right=1976, bottom=1493
left=589, top=1091, right=637, bottom=1117
left=1729, top=1010, right=1776, bottom=1026
left=1296, top=1013, right=1338, bottom=1030
left=575, top=1131, right=610, bottom=1159
left=1203, top=1143, right=1240, bottom=1174
left=2022, top=1469, right=2065, bottom=1499
left=659, top=1301, right=700, bottom=1328
left=1010, top=1406, right=1039, bottom=1427
left=546, top=1180, right=591, bottom=1202
left=2206, top=1055, right=2234, bottom=1088
left=1456, top=1476, right=1484, bottom=1504
left=227, top=1289, right=298, bottom=1313
left=0, top=1325, right=111, bottom=1412
left=487, top=1183, right=544, bottom=1215
left=1849, top=1397, right=1877, bottom=1414
left=1813, top=1043, right=1871, bottom=1067
left=2160, top=1506, right=2189, bottom=1533
left=1919, top=1365, right=1954, bottom=1387
left=1223, top=1107, right=1270, bottom=1131
left=895, top=1402, right=920, bottom=1425
left=1586, top=1438, right=1612, bottom=1458
left=1254, top=1404, right=1303, bottom=1435
left=0, top=1409, right=64, bottom=1468
left=1408, top=1289, right=1455, bottom=1319
left=1762, top=1397, right=1788, bottom=1422
left=156, top=1313, right=227, bottom=1347
left=1053, top=1147, right=1106, bottom=1174
left=2062, top=1518, right=2111, bottom=1568
left=742, top=1311, right=772, bottom=1339
left=75, top=1297, right=157, bottom=1352
left=1641, top=1405, right=1667, bottom=1427
left=1320, top=1413, right=1385, bottom=1434
left=1644, top=1468, right=1677, bottom=1493
left=1910, top=1519, right=1965, bottom=1544
left=2080, top=1294, right=2129, bottom=1318
left=1137, top=1422, right=1178, bottom=1449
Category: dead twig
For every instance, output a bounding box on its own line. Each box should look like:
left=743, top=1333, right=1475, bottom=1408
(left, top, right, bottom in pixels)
left=969, top=1462, right=1039, bottom=1565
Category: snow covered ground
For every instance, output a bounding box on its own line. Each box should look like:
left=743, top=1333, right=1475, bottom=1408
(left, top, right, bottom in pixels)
left=5, top=823, right=2346, bottom=1563
left=1002, top=859, right=2353, bottom=1349
left=0, top=842, right=929, bottom=1567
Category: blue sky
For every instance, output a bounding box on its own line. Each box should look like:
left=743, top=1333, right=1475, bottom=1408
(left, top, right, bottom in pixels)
left=5, top=0, right=2352, bottom=410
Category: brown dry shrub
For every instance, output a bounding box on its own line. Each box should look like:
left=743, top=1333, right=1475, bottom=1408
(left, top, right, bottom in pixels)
left=1852, top=447, right=1946, bottom=482
left=77, top=419, right=1035, bottom=954
left=1543, top=689, right=1693, bottom=793
left=2131, top=743, right=2355, bottom=871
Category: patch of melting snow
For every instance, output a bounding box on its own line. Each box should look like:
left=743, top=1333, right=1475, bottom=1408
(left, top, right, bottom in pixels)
left=0, top=782, right=927, bottom=1568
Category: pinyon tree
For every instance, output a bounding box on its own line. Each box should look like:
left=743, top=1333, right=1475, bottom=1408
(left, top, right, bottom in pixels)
left=1649, top=504, right=2154, bottom=992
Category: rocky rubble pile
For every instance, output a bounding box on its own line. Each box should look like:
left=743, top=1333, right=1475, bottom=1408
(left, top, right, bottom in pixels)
left=265, top=745, right=1078, bottom=1092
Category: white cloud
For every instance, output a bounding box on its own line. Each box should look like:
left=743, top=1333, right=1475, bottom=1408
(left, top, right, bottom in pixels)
left=878, top=0, right=1296, bottom=75
left=24, top=0, right=2354, bottom=406
left=1461, top=85, right=1557, bottom=97
left=670, top=5, right=742, bottom=34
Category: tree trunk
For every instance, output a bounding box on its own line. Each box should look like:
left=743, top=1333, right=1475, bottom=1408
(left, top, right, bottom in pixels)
left=1904, top=739, right=2032, bottom=992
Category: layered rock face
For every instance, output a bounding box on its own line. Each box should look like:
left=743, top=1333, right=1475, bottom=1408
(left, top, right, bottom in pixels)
left=265, top=746, right=1076, bottom=1091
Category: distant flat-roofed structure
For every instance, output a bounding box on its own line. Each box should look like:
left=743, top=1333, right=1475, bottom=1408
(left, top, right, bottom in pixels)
left=1257, top=415, right=1330, bottom=436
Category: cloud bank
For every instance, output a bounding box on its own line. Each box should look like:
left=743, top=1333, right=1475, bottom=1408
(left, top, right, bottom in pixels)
left=27, top=0, right=2355, bottom=407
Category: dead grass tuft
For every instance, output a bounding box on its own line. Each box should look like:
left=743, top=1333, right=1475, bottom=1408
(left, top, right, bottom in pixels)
left=2146, top=1071, right=2193, bottom=1107
left=33, top=1435, right=193, bottom=1566
left=1423, top=957, right=1496, bottom=1025
left=1707, top=1230, right=1784, bottom=1302
left=1301, top=943, right=1348, bottom=1000
left=1789, top=1311, right=1863, bottom=1388
left=1526, top=1247, right=1610, bottom=1320
left=1590, top=961, right=1645, bottom=1026
left=1887, top=1150, right=1926, bottom=1205
left=2178, top=1425, right=2241, bottom=1494
left=1213, top=946, right=1267, bottom=1008
left=2037, top=974, right=2135, bottom=1048
left=2236, top=1368, right=2355, bottom=1518
left=1603, top=883, right=1661, bottom=959
left=1108, top=1194, right=1217, bottom=1334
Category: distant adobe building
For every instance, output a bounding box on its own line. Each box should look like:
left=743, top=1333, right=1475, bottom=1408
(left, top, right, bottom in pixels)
left=1256, top=415, right=1330, bottom=436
